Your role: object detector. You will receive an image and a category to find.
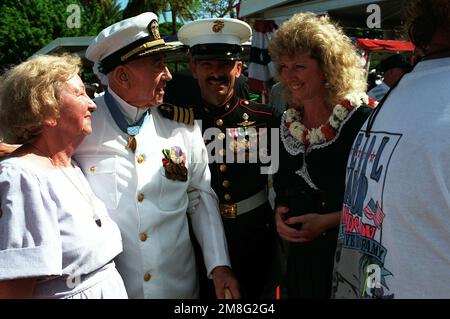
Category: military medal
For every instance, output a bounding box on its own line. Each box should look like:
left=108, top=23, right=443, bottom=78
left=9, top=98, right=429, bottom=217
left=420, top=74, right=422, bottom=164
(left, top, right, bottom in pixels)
left=104, top=91, right=149, bottom=154
left=227, top=127, right=253, bottom=154
left=126, top=136, right=137, bottom=153
left=237, top=113, right=256, bottom=127
left=162, top=146, right=188, bottom=182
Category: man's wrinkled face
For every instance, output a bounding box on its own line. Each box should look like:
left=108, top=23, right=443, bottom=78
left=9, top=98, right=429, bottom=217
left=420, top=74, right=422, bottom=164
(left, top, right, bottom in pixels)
left=124, top=54, right=172, bottom=108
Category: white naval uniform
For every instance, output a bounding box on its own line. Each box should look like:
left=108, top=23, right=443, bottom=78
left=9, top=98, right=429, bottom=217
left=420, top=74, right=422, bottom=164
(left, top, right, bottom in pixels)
left=73, top=88, right=230, bottom=299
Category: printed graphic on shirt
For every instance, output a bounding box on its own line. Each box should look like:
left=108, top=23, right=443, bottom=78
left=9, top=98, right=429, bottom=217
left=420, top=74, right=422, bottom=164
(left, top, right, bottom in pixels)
left=334, top=130, right=401, bottom=298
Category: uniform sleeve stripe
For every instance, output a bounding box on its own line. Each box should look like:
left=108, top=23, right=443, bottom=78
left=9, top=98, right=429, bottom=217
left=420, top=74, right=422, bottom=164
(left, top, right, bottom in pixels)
left=189, top=108, right=194, bottom=125
left=179, top=107, right=183, bottom=123
left=183, top=108, right=190, bottom=124
left=173, top=106, right=179, bottom=122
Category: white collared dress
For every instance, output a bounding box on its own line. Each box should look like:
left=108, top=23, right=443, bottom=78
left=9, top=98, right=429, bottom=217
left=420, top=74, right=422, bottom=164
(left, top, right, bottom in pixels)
left=0, top=157, right=127, bottom=298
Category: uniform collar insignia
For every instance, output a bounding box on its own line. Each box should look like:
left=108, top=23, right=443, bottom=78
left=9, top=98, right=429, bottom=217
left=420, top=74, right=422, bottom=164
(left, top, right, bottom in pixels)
left=200, top=95, right=239, bottom=116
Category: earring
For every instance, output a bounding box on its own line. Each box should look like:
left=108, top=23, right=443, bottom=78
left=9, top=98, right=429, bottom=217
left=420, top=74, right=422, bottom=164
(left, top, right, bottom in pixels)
left=324, top=81, right=331, bottom=89
left=46, top=119, right=57, bottom=127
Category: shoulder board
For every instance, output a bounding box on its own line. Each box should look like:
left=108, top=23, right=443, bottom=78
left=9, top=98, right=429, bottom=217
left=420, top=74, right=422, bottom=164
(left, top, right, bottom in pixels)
left=158, top=103, right=195, bottom=126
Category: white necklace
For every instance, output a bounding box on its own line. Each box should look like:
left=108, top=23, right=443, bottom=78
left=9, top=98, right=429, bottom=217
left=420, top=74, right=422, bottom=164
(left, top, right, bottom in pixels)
left=30, top=144, right=102, bottom=227
left=58, top=166, right=102, bottom=227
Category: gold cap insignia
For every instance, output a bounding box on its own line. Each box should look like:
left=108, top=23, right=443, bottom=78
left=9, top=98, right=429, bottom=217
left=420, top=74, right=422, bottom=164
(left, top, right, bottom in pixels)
left=212, top=20, right=225, bottom=33
left=148, top=19, right=161, bottom=40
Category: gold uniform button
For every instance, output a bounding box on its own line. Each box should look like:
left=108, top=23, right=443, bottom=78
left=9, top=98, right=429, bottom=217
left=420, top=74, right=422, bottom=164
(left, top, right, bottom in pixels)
left=89, top=166, right=96, bottom=173
left=218, top=132, right=226, bottom=140
left=224, top=194, right=231, bottom=201
left=140, top=233, right=148, bottom=242
left=137, top=193, right=145, bottom=202
left=216, top=119, right=223, bottom=126
left=137, top=155, right=145, bottom=164
left=219, top=149, right=226, bottom=156
left=222, top=180, right=230, bottom=188
left=219, top=164, right=227, bottom=172
left=144, top=273, right=152, bottom=281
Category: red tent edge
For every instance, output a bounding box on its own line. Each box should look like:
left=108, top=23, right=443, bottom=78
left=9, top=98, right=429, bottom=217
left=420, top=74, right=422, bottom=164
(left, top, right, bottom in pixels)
left=355, top=38, right=415, bottom=52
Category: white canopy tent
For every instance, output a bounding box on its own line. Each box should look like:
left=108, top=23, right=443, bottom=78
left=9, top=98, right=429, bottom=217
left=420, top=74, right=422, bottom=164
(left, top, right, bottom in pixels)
left=238, top=0, right=403, bottom=31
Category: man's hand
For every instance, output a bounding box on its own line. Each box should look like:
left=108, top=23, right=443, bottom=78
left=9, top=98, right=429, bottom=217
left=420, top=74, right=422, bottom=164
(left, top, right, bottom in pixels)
left=187, top=187, right=200, bottom=214
left=211, top=266, right=240, bottom=299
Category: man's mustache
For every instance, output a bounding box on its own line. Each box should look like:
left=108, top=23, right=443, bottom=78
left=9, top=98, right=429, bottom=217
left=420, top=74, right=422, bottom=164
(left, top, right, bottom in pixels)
left=207, top=76, right=228, bottom=82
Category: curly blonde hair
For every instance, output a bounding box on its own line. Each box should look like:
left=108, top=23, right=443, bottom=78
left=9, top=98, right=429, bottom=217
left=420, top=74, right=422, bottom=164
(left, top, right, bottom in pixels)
left=268, top=12, right=367, bottom=107
left=403, top=0, right=450, bottom=51
left=0, top=54, right=81, bottom=144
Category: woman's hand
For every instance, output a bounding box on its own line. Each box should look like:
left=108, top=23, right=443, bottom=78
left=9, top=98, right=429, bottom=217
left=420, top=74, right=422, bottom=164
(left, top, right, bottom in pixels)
left=288, top=213, right=328, bottom=242
left=275, top=205, right=304, bottom=243
left=275, top=206, right=340, bottom=243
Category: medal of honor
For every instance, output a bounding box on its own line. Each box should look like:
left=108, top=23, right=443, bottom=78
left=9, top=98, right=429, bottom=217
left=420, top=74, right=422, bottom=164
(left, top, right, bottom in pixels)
left=126, top=136, right=137, bottom=153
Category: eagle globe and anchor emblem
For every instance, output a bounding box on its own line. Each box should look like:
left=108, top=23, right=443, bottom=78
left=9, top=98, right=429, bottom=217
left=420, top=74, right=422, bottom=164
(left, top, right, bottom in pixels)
left=212, top=20, right=225, bottom=33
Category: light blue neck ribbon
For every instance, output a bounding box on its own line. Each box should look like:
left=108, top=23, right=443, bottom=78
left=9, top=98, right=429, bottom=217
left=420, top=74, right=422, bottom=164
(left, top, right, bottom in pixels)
left=104, top=91, right=149, bottom=136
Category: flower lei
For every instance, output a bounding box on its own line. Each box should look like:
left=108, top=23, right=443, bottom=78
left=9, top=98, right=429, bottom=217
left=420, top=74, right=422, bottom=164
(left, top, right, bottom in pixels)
left=284, top=93, right=377, bottom=146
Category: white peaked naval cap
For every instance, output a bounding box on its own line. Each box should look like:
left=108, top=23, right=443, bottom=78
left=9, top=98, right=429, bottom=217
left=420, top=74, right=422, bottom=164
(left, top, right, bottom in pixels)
left=86, top=12, right=181, bottom=74
left=178, top=18, right=252, bottom=60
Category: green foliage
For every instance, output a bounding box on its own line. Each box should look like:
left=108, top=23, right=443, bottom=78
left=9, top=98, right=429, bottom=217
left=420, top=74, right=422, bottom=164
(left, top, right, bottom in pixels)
left=345, top=27, right=384, bottom=40
left=98, top=0, right=123, bottom=28
left=195, top=0, right=238, bottom=19
left=167, top=62, right=189, bottom=74
left=159, top=22, right=183, bottom=35
left=0, top=0, right=122, bottom=67
left=123, top=0, right=167, bottom=19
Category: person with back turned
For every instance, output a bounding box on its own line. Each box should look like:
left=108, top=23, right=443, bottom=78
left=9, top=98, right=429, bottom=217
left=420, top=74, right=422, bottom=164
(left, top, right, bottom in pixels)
left=332, top=0, right=450, bottom=298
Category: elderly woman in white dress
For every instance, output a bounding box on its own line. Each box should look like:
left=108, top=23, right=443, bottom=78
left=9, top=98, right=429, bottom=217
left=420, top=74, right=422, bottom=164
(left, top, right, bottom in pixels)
left=0, top=54, right=128, bottom=299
